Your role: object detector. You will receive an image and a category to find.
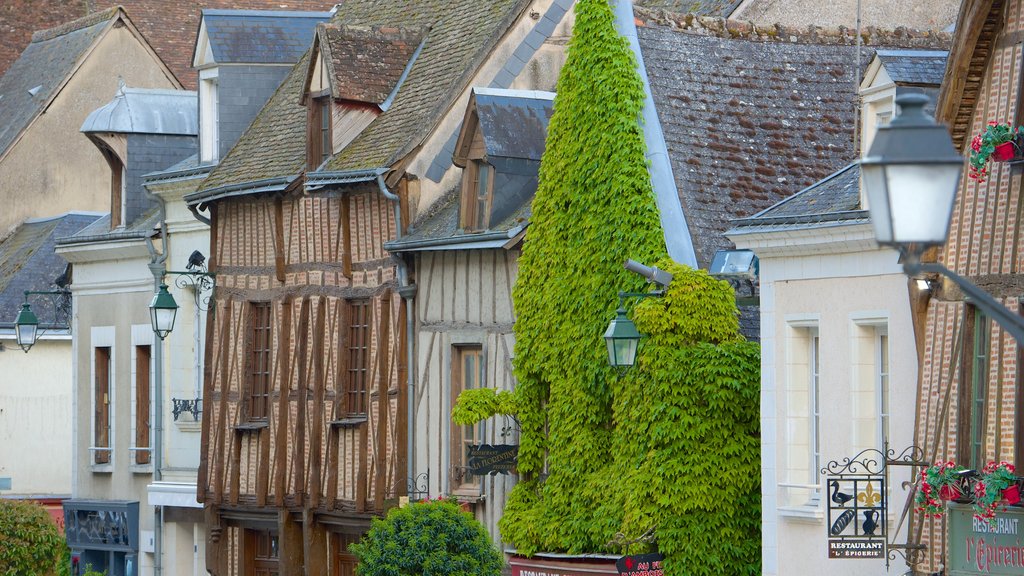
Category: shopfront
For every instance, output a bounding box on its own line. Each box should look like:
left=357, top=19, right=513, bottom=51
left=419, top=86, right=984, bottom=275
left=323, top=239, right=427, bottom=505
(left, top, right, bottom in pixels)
left=63, top=500, right=140, bottom=576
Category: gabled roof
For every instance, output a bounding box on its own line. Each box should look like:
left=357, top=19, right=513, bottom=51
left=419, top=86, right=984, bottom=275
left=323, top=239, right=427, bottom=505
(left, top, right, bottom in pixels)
left=467, top=88, right=555, bottom=162
left=81, top=85, right=198, bottom=136
left=875, top=50, right=948, bottom=85
left=0, top=212, right=103, bottom=329
left=195, top=0, right=531, bottom=200
left=313, top=23, right=427, bottom=106
left=634, top=10, right=949, bottom=268
left=0, top=7, right=122, bottom=160
left=194, top=9, right=331, bottom=66
left=727, top=163, right=866, bottom=234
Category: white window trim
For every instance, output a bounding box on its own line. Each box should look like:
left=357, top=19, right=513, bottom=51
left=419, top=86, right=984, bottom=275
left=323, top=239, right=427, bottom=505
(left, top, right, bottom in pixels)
left=780, top=316, right=822, bottom=519
left=199, top=67, right=219, bottom=164
left=90, top=326, right=115, bottom=473
left=130, top=324, right=154, bottom=474
left=444, top=331, right=488, bottom=500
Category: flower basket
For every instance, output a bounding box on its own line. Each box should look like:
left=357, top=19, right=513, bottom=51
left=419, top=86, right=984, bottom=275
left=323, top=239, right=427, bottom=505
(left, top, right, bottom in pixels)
left=969, top=122, right=1024, bottom=182
left=916, top=460, right=968, bottom=518
left=973, top=461, right=1018, bottom=526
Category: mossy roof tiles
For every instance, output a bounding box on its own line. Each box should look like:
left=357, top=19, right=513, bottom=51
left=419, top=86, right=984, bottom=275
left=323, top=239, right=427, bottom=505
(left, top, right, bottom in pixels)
left=197, top=0, right=528, bottom=196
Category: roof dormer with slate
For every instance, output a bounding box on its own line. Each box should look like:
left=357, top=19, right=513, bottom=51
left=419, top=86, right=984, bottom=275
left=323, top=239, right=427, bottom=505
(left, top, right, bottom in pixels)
left=860, top=50, right=948, bottom=157
left=302, top=23, right=428, bottom=171
left=81, top=85, right=197, bottom=230
left=192, top=9, right=331, bottom=165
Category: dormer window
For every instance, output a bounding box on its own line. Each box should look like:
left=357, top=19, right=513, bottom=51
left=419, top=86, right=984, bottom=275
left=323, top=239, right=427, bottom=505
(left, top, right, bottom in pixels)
left=462, top=160, right=494, bottom=231
left=199, top=69, right=219, bottom=163
left=93, top=140, right=127, bottom=229
left=307, top=94, right=332, bottom=169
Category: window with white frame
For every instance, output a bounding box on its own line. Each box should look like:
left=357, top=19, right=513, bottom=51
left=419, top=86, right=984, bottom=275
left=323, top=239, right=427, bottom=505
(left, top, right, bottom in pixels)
left=780, top=321, right=821, bottom=514
left=851, top=320, right=890, bottom=453
left=91, top=326, right=115, bottom=469
left=199, top=69, right=219, bottom=164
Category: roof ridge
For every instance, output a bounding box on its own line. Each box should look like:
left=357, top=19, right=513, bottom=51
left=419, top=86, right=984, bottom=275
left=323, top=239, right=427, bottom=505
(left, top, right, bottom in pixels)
left=31, top=6, right=120, bottom=43
left=634, top=7, right=953, bottom=49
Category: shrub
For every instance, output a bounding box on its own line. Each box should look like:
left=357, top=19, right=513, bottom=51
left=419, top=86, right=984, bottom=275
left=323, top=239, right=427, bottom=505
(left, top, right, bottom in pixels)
left=350, top=499, right=503, bottom=576
left=0, top=499, right=69, bottom=576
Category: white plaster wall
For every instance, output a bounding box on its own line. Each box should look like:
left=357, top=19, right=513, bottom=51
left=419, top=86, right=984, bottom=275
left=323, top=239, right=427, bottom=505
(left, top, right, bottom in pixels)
left=752, top=240, right=918, bottom=575
left=0, top=337, right=72, bottom=496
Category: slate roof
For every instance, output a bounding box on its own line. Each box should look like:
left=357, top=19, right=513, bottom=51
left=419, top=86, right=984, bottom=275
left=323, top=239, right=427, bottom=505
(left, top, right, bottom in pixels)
left=0, top=213, right=103, bottom=329
left=637, top=22, right=871, bottom=268
left=81, top=86, right=198, bottom=135
left=197, top=0, right=530, bottom=197
left=634, top=0, right=742, bottom=17
left=473, top=88, right=554, bottom=161
left=728, top=163, right=867, bottom=232
left=199, top=9, right=331, bottom=65
left=876, top=49, right=948, bottom=85
left=56, top=206, right=162, bottom=247
left=317, top=24, right=426, bottom=106
left=0, top=7, right=119, bottom=158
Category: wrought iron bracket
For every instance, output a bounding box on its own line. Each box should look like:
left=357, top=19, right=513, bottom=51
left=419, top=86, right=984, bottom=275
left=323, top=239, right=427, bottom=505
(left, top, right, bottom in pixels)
left=162, top=258, right=216, bottom=312
left=171, top=397, right=202, bottom=422
left=388, top=471, right=430, bottom=502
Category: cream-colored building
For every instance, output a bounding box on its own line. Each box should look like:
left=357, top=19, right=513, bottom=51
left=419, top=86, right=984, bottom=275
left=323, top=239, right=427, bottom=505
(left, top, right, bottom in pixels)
left=0, top=7, right=179, bottom=241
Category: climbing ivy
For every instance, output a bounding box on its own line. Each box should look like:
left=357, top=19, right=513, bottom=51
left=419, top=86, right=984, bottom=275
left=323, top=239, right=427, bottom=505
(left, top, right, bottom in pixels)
left=452, top=0, right=762, bottom=572
left=0, top=499, right=69, bottom=576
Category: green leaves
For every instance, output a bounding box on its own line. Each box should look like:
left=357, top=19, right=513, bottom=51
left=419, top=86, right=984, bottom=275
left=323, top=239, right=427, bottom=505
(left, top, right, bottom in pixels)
left=350, top=499, right=503, bottom=576
left=0, top=500, right=69, bottom=576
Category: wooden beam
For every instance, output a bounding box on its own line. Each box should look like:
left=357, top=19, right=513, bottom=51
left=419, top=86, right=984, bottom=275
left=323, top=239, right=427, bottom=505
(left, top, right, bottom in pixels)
left=303, top=508, right=328, bottom=575
left=275, top=198, right=286, bottom=283
left=212, top=298, right=236, bottom=505
left=274, top=299, right=293, bottom=506
left=342, top=195, right=352, bottom=279
left=375, top=293, right=392, bottom=511
left=204, top=505, right=226, bottom=576
left=292, top=297, right=311, bottom=506
left=197, top=291, right=218, bottom=503
left=278, top=510, right=304, bottom=576
left=309, top=298, right=327, bottom=510
left=936, top=0, right=1000, bottom=147
left=396, top=294, right=408, bottom=498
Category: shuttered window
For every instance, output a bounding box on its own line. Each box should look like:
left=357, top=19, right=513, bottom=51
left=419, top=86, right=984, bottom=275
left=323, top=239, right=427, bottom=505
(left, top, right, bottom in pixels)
left=135, top=345, right=151, bottom=465
left=94, top=346, right=111, bottom=464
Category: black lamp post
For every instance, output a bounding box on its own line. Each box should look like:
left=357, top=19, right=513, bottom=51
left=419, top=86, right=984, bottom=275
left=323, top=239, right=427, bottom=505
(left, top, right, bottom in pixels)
left=861, top=93, right=1024, bottom=344
left=604, top=259, right=673, bottom=371
left=149, top=284, right=179, bottom=340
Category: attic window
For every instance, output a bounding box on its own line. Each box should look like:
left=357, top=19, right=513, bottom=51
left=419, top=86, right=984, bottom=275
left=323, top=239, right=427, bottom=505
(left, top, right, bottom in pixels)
left=460, top=160, right=494, bottom=231
left=307, top=94, right=332, bottom=169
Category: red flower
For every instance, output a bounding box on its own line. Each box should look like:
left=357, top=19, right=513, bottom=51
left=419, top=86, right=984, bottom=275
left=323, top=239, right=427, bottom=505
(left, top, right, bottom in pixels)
left=973, top=135, right=983, bottom=152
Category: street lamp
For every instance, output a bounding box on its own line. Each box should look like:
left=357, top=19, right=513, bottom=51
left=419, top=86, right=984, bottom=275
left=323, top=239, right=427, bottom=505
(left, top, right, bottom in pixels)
left=604, top=259, right=673, bottom=372
left=12, top=288, right=72, bottom=353
left=149, top=284, right=178, bottom=340
left=861, top=93, right=1024, bottom=344
left=14, top=303, right=39, bottom=352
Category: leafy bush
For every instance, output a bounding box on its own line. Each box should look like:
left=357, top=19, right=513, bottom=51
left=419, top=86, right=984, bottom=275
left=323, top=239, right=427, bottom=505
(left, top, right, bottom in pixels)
left=0, top=499, right=69, bottom=576
left=350, top=499, right=502, bottom=576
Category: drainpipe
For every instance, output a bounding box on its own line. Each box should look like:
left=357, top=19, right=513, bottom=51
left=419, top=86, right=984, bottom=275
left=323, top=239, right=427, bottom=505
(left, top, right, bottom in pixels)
left=375, top=174, right=418, bottom=496
left=145, top=192, right=168, bottom=576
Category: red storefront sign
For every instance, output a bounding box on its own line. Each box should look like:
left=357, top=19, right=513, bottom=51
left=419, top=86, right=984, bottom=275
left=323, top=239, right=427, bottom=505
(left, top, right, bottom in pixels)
left=508, top=554, right=619, bottom=576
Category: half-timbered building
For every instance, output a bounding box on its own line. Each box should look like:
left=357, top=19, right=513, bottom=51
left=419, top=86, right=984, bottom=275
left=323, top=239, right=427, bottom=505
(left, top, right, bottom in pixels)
left=186, top=0, right=574, bottom=572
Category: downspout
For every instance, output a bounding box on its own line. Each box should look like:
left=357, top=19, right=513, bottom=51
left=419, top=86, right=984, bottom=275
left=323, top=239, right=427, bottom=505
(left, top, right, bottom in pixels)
left=145, top=191, right=168, bottom=576
left=612, top=0, right=698, bottom=267
left=376, top=174, right=418, bottom=497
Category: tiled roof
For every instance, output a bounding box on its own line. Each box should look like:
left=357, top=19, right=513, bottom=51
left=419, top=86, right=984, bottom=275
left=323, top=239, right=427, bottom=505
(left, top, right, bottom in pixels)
left=876, top=49, right=948, bottom=85
left=201, top=9, right=330, bottom=65
left=318, top=24, right=426, bottom=105
left=323, top=0, right=530, bottom=171
left=196, top=51, right=312, bottom=194
left=198, top=0, right=530, bottom=195
left=0, top=7, right=118, bottom=157
left=0, top=213, right=103, bottom=328
left=637, top=22, right=871, bottom=268
left=729, top=163, right=865, bottom=231
left=57, top=206, right=161, bottom=246
left=386, top=185, right=531, bottom=251
left=634, top=0, right=742, bottom=17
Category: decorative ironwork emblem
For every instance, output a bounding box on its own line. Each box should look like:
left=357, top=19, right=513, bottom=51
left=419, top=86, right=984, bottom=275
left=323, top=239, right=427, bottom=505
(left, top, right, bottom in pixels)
left=171, top=397, right=202, bottom=421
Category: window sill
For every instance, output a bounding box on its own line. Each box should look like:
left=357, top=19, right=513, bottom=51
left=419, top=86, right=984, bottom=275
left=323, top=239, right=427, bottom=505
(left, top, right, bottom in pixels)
left=777, top=505, right=824, bottom=522
left=234, top=421, right=269, bottom=432
left=130, top=464, right=154, bottom=475
left=330, top=417, right=367, bottom=429
left=176, top=421, right=201, bottom=433
left=91, top=464, right=114, bottom=474
left=451, top=488, right=485, bottom=503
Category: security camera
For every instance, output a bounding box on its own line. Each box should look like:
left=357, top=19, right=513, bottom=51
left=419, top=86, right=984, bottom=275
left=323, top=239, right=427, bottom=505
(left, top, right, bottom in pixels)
left=623, top=259, right=673, bottom=288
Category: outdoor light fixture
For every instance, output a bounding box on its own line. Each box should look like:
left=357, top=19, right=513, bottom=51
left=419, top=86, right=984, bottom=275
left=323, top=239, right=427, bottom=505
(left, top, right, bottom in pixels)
left=604, top=259, right=673, bottom=371
left=709, top=249, right=759, bottom=279
left=149, top=251, right=216, bottom=339
left=861, top=93, right=1024, bottom=344
left=13, top=288, right=72, bottom=353
left=149, top=284, right=178, bottom=340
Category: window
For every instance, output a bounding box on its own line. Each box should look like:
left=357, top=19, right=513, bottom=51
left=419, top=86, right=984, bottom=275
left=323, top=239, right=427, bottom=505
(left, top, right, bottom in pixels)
left=960, top=306, right=990, bottom=468
left=851, top=321, right=889, bottom=452
left=307, top=95, right=332, bottom=169
left=780, top=322, right=821, bottom=513
left=451, top=346, right=484, bottom=493
left=95, top=346, right=112, bottom=465
left=460, top=160, right=494, bottom=231
left=345, top=299, right=370, bottom=416
left=134, top=345, right=151, bottom=465
left=877, top=332, right=890, bottom=449
left=331, top=532, right=360, bottom=576
left=199, top=71, right=219, bottom=163
left=94, top=144, right=126, bottom=229
left=243, top=530, right=279, bottom=576
left=248, top=302, right=272, bottom=421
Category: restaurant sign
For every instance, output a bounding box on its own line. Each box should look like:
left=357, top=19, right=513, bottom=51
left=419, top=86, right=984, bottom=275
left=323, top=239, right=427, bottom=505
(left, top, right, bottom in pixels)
left=948, top=503, right=1024, bottom=575
left=616, top=553, right=664, bottom=575
left=468, top=444, right=518, bottom=475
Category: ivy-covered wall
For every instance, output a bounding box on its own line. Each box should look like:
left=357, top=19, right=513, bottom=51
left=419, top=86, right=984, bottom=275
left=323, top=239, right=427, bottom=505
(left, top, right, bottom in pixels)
left=454, top=0, right=762, bottom=574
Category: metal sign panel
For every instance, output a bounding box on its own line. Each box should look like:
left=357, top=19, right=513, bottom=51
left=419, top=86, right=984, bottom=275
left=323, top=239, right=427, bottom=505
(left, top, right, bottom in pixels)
left=616, top=553, right=664, bottom=575
left=948, top=503, right=1024, bottom=575
left=467, top=444, right=517, bottom=475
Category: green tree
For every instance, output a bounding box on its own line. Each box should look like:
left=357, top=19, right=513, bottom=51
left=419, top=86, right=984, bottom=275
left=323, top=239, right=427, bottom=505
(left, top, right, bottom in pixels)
left=350, top=499, right=502, bottom=576
left=0, top=499, right=69, bottom=576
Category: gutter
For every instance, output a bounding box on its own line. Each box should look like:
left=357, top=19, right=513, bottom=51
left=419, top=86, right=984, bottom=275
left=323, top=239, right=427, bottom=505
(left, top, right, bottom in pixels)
left=184, top=175, right=297, bottom=208
left=384, top=226, right=523, bottom=252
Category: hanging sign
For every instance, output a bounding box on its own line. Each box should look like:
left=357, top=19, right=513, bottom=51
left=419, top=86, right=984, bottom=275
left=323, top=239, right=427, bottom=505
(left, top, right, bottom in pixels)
left=467, top=444, right=518, bottom=475
left=616, top=553, right=664, bottom=575
left=948, top=503, right=1024, bottom=575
